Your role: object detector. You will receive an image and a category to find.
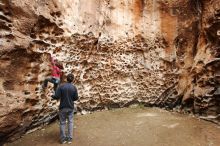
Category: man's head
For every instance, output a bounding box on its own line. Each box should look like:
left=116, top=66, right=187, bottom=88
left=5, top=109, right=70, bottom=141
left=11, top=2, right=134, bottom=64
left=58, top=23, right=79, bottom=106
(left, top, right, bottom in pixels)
left=67, top=74, right=74, bottom=83
left=54, top=59, right=58, bottom=63
left=55, top=60, right=64, bottom=69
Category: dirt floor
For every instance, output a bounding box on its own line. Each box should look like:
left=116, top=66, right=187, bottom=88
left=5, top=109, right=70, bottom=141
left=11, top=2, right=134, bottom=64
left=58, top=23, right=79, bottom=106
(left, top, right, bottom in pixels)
left=5, top=107, right=220, bottom=146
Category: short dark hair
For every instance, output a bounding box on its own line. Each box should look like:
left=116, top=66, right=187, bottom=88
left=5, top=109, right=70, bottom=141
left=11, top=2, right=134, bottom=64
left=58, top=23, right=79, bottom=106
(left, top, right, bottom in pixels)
left=67, top=74, right=74, bottom=82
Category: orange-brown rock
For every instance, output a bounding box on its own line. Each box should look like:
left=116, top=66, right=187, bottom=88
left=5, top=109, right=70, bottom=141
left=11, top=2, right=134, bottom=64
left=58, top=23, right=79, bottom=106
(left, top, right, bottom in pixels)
left=0, top=0, right=220, bottom=144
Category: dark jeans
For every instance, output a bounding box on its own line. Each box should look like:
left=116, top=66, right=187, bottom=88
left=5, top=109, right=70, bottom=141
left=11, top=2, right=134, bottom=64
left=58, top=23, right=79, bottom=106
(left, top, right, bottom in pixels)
left=43, top=77, right=60, bottom=91
left=59, top=108, right=74, bottom=141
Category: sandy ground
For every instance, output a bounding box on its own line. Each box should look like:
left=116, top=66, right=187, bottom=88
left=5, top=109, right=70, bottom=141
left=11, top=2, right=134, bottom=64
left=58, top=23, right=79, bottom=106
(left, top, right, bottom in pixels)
left=5, top=107, right=220, bottom=146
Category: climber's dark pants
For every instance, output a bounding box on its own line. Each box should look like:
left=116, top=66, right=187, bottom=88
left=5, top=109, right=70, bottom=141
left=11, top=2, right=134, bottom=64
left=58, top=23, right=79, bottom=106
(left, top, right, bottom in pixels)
left=43, top=77, right=60, bottom=91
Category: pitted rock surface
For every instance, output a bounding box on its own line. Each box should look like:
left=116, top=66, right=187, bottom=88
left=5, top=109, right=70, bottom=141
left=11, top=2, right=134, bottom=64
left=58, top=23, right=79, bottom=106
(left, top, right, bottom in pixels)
left=0, top=0, right=220, bottom=144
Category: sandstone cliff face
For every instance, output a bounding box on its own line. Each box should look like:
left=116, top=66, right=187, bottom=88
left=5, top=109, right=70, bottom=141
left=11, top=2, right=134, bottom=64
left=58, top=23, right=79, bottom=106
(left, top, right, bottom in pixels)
left=0, top=0, right=220, bottom=144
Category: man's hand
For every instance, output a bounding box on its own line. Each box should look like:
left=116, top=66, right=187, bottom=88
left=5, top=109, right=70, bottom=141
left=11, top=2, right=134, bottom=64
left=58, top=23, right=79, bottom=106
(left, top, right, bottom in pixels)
left=51, top=94, right=58, bottom=100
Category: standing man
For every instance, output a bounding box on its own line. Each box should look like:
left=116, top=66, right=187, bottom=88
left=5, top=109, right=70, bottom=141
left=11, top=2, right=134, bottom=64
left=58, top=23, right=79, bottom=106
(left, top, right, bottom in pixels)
left=52, top=73, right=79, bottom=144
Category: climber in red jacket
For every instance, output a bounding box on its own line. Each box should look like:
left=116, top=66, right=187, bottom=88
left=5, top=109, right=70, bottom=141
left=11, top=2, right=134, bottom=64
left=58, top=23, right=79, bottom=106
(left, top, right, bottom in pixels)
left=42, top=55, right=63, bottom=92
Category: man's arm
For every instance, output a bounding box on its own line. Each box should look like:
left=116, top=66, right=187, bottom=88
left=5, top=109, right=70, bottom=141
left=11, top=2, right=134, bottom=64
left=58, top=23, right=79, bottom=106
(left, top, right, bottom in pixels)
left=72, top=87, right=79, bottom=101
left=50, top=55, right=56, bottom=66
left=52, top=87, right=61, bottom=100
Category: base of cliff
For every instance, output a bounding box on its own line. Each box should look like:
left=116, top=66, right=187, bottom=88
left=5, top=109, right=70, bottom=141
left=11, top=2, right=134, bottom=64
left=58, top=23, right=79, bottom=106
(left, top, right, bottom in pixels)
left=5, top=107, right=220, bottom=146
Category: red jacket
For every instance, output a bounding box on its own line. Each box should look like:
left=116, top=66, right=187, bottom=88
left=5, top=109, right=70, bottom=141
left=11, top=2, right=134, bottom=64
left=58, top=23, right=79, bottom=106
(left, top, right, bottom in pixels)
left=51, top=57, right=61, bottom=78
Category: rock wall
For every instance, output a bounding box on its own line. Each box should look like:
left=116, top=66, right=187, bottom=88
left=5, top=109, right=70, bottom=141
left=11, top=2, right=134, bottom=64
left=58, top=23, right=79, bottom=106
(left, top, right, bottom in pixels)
left=0, top=0, right=220, bottom=144
left=157, top=0, right=220, bottom=122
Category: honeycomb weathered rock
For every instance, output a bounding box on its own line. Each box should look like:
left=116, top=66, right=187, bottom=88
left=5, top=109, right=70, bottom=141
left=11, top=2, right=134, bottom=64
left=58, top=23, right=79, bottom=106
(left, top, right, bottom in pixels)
left=1, top=0, right=220, bottom=144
